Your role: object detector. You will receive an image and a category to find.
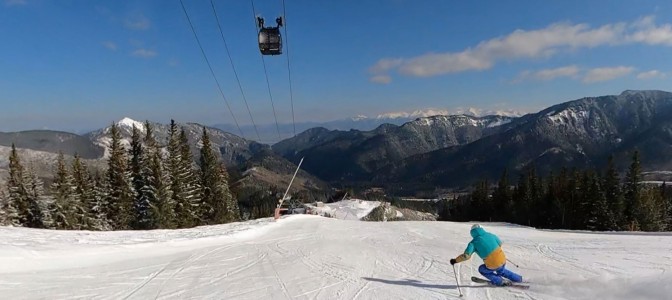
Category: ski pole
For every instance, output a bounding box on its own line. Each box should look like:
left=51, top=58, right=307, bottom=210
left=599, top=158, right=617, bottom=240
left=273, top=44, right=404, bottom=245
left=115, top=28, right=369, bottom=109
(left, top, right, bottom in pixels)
left=507, top=258, right=520, bottom=268
left=452, top=264, right=463, bottom=297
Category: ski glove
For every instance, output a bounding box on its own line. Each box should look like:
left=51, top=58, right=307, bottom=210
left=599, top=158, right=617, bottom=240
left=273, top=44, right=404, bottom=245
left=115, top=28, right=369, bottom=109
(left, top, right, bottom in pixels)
left=450, top=258, right=457, bottom=265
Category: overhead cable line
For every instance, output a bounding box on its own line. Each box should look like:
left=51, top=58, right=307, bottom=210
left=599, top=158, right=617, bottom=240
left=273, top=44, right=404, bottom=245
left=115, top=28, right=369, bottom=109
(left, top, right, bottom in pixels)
left=210, top=0, right=261, bottom=142
left=179, top=0, right=244, bottom=138
left=280, top=0, right=297, bottom=138
left=250, top=0, right=282, bottom=142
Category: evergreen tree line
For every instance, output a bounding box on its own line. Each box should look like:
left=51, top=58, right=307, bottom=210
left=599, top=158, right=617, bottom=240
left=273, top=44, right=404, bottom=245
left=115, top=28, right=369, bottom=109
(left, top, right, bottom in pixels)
left=443, top=151, right=672, bottom=232
left=0, top=120, right=242, bottom=230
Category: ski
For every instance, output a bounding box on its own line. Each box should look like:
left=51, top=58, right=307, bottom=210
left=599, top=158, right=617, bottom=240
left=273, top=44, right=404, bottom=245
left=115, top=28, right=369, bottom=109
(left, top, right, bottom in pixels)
left=470, top=276, right=530, bottom=290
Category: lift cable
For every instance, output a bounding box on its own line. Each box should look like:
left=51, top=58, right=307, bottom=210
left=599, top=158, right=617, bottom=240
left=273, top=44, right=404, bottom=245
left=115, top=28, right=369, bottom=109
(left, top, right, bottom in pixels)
left=250, top=0, right=282, bottom=142
left=280, top=0, right=297, bottom=137
left=210, top=0, right=261, bottom=141
left=179, top=0, right=244, bottom=138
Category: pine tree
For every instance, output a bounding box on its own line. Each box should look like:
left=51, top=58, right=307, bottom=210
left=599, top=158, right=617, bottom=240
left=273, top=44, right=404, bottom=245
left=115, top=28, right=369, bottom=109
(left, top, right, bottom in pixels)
left=513, top=167, right=538, bottom=226
left=141, top=121, right=174, bottom=229
left=105, top=122, right=134, bottom=230
left=576, top=170, right=595, bottom=229
left=50, top=152, right=80, bottom=229
left=541, top=172, right=563, bottom=228
left=469, top=179, right=490, bottom=221
left=165, top=120, right=184, bottom=228
left=529, top=170, right=544, bottom=227
left=555, top=167, right=571, bottom=228
left=7, top=144, right=26, bottom=226
left=586, top=173, right=617, bottom=231
left=166, top=120, right=186, bottom=227
left=0, top=190, right=13, bottom=226
left=71, top=154, right=101, bottom=230
left=603, top=155, right=624, bottom=229
left=635, top=186, right=665, bottom=231
left=22, top=166, right=49, bottom=228
left=177, top=127, right=200, bottom=226
left=565, top=169, right=585, bottom=229
left=199, top=127, right=236, bottom=224
left=166, top=120, right=199, bottom=228
left=129, top=125, right=152, bottom=230
left=491, top=169, right=512, bottom=222
left=0, top=191, right=6, bottom=225
left=624, top=151, right=641, bottom=230
left=91, top=170, right=111, bottom=230
left=663, top=182, right=672, bottom=230
left=220, top=164, right=239, bottom=222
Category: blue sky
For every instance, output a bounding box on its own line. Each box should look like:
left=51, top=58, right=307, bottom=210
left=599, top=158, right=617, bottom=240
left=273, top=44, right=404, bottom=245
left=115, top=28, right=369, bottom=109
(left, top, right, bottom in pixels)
left=1, top=0, right=672, bottom=134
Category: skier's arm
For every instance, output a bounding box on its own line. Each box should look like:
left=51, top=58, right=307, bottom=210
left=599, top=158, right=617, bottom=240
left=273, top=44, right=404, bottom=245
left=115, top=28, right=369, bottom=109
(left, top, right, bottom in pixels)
left=454, top=242, right=475, bottom=263
left=495, top=235, right=502, bottom=247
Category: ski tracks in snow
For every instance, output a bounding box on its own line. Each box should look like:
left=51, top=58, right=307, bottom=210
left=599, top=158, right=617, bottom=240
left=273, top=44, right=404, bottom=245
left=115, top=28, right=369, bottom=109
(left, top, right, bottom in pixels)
left=121, top=261, right=171, bottom=300
left=5, top=216, right=672, bottom=300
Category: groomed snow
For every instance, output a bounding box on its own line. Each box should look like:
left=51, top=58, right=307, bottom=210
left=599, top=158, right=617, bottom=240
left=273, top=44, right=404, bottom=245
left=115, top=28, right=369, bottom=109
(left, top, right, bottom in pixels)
left=2, top=216, right=672, bottom=299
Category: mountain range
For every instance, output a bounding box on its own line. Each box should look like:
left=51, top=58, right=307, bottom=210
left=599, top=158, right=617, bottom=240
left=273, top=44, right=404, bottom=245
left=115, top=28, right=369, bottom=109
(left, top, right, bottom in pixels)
left=212, top=108, right=521, bottom=144
left=2, top=90, right=671, bottom=196
left=272, top=115, right=515, bottom=182
left=373, top=90, right=672, bottom=190
left=270, top=90, right=672, bottom=192
left=0, top=118, right=321, bottom=195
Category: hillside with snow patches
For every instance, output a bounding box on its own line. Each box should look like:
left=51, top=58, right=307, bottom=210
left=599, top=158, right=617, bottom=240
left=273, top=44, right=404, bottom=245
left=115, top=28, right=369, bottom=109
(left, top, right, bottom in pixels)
left=2, top=200, right=671, bottom=300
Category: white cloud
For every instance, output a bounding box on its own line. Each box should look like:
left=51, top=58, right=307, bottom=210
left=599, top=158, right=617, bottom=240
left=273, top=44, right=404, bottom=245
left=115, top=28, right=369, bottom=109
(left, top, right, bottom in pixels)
left=102, top=41, right=117, bottom=51
left=124, top=14, right=151, bottom=30
left=398, top=51, right=494, bottom=77
left=516, top=65, right=580, bottom=82
left=376, top=109, right=450, bottom=119
left=376, top=111, right=411, bottom=119
left=582, top=66, right=634, bottom=83
left=627, top=16, right=672, bottom=45
left=370, top=75, right=392, bottom=84
left=375, top=107, right=524, bottom=119
left=4, top=0, right=27, bottom=6
left=636, top=70, right=666, bottom=79
left=370, top=16, right=672, bottom=79
left=409, top=109, right=450, bottom=118
left=131, top=49, right=157, bottom=58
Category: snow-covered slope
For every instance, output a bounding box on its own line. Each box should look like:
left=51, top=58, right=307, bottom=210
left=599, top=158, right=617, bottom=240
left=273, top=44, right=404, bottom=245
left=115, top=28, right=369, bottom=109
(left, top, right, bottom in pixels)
left=2, top=216, right=671, bottom=299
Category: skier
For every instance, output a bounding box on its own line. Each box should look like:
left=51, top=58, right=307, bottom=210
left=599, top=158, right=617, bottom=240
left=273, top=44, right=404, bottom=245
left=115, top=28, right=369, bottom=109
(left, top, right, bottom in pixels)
left=450, top=224, right=523, bottom=286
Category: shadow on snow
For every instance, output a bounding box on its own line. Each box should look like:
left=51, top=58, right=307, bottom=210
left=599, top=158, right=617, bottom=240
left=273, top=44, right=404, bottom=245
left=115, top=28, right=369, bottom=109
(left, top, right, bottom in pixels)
left=362, top=277, right=489, bottom=290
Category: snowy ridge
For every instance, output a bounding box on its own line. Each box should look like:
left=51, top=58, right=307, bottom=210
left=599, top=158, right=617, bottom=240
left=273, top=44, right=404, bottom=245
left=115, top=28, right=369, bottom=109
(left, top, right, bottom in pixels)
left=409, top=114, right=513, bottom=128
left=547, top=107, right=590, bottom=125
left=306, top=199, right=381, bottom=220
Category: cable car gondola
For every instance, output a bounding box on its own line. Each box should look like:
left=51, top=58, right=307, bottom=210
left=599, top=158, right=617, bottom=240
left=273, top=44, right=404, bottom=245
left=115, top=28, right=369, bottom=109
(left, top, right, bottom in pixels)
left=257, top=16, right=283, bottom=55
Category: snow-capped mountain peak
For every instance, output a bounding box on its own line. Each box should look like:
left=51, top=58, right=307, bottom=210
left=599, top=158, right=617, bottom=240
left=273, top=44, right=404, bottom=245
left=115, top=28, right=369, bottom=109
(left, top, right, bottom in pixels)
left=117, top=117, right=145, bottom=132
